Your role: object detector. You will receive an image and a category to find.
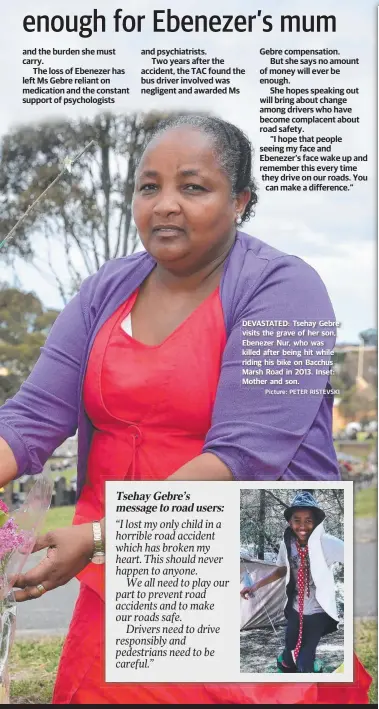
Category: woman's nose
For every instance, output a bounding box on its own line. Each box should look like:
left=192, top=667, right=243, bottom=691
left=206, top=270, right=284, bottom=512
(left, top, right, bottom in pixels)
left=153, top=190, right=181, bottom=216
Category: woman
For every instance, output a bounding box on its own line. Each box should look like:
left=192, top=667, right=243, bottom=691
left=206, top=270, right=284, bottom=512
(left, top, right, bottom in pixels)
left=0, top=114, right=368, bottom=704
left=241, top=492, right=344, bottom=674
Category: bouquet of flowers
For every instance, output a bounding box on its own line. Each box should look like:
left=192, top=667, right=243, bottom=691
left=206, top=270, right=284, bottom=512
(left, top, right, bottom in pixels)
left=0, top=474, right=53, bottom=703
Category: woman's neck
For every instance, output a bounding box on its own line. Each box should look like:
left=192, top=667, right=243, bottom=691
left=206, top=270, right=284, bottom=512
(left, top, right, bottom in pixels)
left=153, top=237, right=234, bottom=293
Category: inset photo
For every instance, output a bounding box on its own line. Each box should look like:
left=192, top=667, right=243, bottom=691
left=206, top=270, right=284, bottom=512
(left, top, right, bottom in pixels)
left=240, top=484, right=352, bottom=679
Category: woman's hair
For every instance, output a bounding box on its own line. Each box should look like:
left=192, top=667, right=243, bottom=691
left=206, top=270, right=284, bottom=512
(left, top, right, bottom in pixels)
left=144, top=114, right=258, bottom=223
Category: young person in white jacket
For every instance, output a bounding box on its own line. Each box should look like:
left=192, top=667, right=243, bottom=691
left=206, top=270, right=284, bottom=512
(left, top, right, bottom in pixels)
left=240, top=491, right=344, bottom=673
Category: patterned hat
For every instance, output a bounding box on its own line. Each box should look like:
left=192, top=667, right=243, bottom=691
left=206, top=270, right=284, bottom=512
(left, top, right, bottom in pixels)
left=284, top=491, right=325, bottom=524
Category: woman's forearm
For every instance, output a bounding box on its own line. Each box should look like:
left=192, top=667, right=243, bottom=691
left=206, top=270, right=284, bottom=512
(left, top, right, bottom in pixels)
left=0, top=437, right=18, bottom=487
left=99, top=455, right=231, bottom=545
left=167, top=452, right=233, bottom=481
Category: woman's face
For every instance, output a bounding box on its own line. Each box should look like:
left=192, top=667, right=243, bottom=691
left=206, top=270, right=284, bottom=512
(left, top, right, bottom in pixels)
left=132, top=127, right=249, bottom=272
left=289, top=509, right=316, bottom=545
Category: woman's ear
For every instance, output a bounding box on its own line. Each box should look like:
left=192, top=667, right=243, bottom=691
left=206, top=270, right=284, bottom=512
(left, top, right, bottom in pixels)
left=234, top=189, right=251, bottom=221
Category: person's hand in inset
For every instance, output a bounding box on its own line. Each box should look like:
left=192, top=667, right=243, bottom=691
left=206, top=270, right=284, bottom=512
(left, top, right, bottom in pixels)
left=240, top=583, right=257, bottom=600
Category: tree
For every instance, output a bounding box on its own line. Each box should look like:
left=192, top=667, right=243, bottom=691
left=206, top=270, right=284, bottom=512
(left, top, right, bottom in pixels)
left=338, top=383, right=376, bottom=420
left=0, top=284, right=59, bottom=404
left=0, top=112, right=163, bottom=302
left=257, top=490, right=265, bottom=560
left=359, top=328, right=377, bottom=347
left=240, top=488, right=344, bottom=558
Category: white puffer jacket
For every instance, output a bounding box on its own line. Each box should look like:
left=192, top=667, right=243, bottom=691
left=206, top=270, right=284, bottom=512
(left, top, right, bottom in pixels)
left=276, top=523, right=344, bottom=621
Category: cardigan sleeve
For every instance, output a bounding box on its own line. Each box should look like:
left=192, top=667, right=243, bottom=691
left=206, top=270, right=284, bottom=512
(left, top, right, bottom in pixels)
left=0, top=288, right=88, bottom=477
left=203, top=255, right=338, bottom=481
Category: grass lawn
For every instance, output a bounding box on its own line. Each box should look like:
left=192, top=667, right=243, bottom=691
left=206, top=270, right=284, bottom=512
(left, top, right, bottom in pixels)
left=9, top=637, right=64, bottom=704
left=8, top=623, right=377, bottom=704
left=40, top=505, right=75, bottom=534
left=354, top=487, right=377, bottom=518
left=355, top=620, right=378, bottom=704
left=48, top=466, right=76, bottom=484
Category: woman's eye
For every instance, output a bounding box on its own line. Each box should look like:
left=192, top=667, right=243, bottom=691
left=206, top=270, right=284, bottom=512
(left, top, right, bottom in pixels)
left=139, top=184, right=157, bottom=192
left=183, top=184, right=206, bottom=192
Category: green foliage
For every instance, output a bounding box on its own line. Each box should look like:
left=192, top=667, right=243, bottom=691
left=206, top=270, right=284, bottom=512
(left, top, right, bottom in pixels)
left=331, top=346, right=377, bottom=413
left=0, top=112, right=166, bottom=301
left=0, top=285, right=59, bottom=404
left=339, top=384, right=376, bottom=420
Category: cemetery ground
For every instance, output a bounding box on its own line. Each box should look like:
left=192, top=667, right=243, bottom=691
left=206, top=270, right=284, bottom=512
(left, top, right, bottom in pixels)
left=9, top=621, right=378, bottom=703
left=8, top=487, right=377, bottom=703
left=40, top=504, right=74, bottom=533
left=355, top=485, right=377, bottom=518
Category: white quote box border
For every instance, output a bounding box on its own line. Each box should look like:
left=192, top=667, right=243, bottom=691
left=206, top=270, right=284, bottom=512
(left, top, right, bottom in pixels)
left=105, top=480, right=353, bottom=683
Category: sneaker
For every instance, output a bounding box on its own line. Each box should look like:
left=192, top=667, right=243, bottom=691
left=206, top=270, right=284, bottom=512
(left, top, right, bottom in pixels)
left=277, top=653, right=298, bottom=673
left=313, top=659, right=323, bottom=673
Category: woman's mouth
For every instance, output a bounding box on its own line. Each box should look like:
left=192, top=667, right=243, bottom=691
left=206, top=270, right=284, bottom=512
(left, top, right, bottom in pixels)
left=152, top=225, right=185, bottom=238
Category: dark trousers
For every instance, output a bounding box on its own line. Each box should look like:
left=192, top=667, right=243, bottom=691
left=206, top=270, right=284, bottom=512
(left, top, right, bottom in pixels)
left=282, top=609, right=330, bottom=672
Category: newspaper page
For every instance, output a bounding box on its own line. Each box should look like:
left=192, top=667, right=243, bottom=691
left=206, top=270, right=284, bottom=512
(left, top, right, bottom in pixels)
left=0, top=0, right=376, bottom=704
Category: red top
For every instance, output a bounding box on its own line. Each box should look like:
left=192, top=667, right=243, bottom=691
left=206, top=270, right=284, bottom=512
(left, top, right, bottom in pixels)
left=78, top=285, right=225, bottom=505
left=53, top=288, right=371, bottom=705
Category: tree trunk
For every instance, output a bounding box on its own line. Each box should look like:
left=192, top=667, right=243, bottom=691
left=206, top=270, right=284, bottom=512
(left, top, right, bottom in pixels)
left=258, top=490, right=265, bottom=560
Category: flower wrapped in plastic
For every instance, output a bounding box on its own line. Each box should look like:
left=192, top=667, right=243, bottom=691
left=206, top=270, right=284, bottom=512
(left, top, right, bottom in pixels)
left=0, top=474, right=53, bottom=704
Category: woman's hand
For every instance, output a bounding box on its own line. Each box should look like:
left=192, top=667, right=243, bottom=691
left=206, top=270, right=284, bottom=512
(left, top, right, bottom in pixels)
left=12, top=524, right=94, bottom=601
left=240, top=584, right=257, bottom=600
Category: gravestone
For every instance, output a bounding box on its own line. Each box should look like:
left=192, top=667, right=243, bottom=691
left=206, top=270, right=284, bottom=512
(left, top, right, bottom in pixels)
left=54, top=476, right=67, bottom=507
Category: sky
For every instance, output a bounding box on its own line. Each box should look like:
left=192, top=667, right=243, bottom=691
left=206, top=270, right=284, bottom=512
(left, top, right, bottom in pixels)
left=0, top=0, right=376, bottom=343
